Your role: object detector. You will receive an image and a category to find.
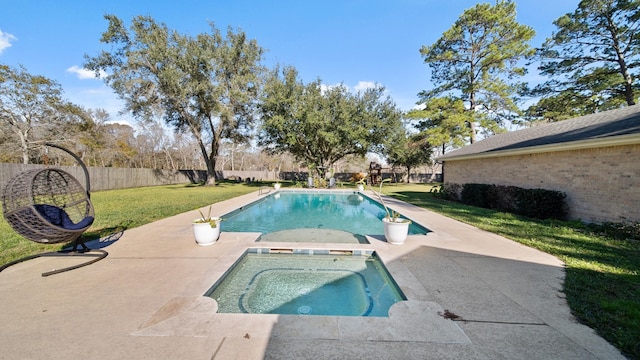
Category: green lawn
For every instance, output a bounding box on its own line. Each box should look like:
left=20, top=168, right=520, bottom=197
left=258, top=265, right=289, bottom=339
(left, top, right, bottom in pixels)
left=0, top=181, right=260, bottom=265
left=1, top=181, right=638, bottom=358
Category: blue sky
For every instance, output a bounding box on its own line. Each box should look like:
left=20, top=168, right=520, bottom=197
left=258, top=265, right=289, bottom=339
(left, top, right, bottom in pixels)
left=1, top=0, right=578, bottom=123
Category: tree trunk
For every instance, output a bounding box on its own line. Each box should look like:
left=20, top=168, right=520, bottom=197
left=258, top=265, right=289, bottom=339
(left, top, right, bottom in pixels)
left=206, top=158, right=216, bottom=186
left=14, top=128, right=30, bottom=164
left=607, top=13, right=636, bottom=106
left=618, top=60, right=636, bottom=106
left=20, top=139, right=29, bottom=164
left=468, top=65, right=477, bottom=144
left=194, top=136, right=216, bottom=186
left=468, top=121, right=477, bottom=144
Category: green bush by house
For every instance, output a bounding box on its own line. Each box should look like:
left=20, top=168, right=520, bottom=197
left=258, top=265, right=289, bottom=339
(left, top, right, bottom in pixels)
left=445, top=183, right=568, bottom=220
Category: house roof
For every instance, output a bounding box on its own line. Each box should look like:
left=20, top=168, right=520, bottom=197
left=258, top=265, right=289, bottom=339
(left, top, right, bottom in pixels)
left=437, top=105, right=640, bottom=161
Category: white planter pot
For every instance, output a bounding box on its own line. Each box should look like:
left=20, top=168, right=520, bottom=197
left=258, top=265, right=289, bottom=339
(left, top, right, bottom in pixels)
left=192, top=219, right=221, bottom=246
left=274, top=183, right=281, bottom=190
left=357, top=184, right=364, bottom=192
left=382, top=218, right=410, bottom=245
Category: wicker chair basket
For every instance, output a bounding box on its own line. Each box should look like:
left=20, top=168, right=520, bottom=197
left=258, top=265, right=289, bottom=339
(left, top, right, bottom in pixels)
left=2, top=168, right=94, bottom=244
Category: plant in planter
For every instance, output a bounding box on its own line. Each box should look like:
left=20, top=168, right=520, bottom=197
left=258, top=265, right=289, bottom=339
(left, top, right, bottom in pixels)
left=369, top=179, right=411, bottom=245
left=192, top=206, right=222, bottom=246
left=353, top=172, right=367, bottom=192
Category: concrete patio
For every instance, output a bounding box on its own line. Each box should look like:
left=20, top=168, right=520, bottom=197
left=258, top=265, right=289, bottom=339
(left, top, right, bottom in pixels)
left=0, top=190, right=625, bottom=359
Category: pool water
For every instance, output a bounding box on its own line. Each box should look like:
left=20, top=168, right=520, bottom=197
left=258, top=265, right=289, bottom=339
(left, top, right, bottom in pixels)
left=221, top=191, right=428, bottom=241
left=205, top=250, right=406, bottom=317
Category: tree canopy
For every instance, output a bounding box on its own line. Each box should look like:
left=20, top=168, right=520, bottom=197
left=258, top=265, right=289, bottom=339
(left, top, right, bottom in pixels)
left=85, top=15, right=265, bottom=184
left=0, top=64, right=86, bottom=164
left=531, top=0, right=640, bottom=120
left=258, top=66, right=404, bottom=178
left=419, top=0, right=535, bottom=143
left=385, top=131, right=432, bottom=183
left=406, top=96, right=470, bottom=154
left=12, top=2, right=640, bottom=177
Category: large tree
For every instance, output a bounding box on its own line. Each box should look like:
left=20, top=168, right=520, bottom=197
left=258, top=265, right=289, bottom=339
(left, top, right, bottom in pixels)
left=385, top=131, right=432, bottom=183
left=258, top=66, right=404, bottom=178
left=419, top=0, right=535, bottom=143
left=534, top=0, right=640, bottom=116
left=0, top=64, right=85, bottom=164
left=85, top=15, right=265, bottom=184
left=406, top=96, right=470, bottom=154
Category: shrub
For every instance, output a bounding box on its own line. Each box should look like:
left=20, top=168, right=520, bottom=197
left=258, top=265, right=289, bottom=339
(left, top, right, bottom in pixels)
left=587, top=221, right=640, bottom=240
left=461, top=183, right=491, bottom=208
left=453, top=182, right=568, bottom=220
left=351, top=172, right=367, bottom=183
left=440, top=183, right=462, bottom=201
left=514, top=187, right=567, bottom=220
left=487, top=185, right=519, bottom=213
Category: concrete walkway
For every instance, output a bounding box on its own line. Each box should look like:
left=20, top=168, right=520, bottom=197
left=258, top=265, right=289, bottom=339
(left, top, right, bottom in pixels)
left=0, top=190, right=625, bottom=359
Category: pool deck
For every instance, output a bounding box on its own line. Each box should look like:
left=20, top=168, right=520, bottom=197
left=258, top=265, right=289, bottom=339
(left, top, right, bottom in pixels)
left=0, top=189, right=626, bottom=359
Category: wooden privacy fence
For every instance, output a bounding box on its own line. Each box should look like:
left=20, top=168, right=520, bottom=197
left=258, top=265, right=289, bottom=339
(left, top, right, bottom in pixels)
left=1, top=164, right=441, bottom=192
left=0, top=163, right=208, bottom=192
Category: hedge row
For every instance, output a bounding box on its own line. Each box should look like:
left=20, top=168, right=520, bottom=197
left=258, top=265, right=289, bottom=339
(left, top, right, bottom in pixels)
left=442, top=183, right=568, bottom=220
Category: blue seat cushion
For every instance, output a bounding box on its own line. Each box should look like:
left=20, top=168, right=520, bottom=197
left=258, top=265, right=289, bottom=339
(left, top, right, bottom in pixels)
left=34, top=204, right=94, bottom=230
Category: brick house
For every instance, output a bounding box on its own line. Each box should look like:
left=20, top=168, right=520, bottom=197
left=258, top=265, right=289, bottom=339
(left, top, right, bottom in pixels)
left=437, top=105, right=640, bottom=224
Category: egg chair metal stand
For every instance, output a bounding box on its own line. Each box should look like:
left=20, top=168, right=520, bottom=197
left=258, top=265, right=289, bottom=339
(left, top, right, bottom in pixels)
left=1, top=143, right=107, bottom=276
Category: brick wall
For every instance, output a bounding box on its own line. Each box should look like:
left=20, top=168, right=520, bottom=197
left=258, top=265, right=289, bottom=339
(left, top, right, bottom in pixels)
left=443, top=143, right=640, bottom=223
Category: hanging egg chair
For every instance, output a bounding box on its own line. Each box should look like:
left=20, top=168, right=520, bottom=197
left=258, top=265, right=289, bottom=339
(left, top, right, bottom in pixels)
left=1, top=143, right=107, bottom=276
left=2, top=168, right=95, bottom=243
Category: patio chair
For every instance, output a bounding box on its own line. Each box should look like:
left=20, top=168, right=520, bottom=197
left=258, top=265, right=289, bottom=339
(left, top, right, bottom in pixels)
left=1, top=143, right=107, bottom=276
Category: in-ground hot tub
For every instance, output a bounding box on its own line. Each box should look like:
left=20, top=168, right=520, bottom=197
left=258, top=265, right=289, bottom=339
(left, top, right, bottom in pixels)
left=205, top=249, right=406, bottom=317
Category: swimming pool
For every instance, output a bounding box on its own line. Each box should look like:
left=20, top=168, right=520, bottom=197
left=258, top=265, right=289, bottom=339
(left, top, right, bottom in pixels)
left=205, top=249, right=406, bottom=317
left=221, top=190, right=429, bottom=242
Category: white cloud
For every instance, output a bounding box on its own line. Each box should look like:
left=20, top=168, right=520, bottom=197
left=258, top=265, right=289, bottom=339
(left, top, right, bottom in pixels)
left=412, top=103, right=426, bottom=110
left=320, top=83, right=340, bottom=94
left=66, top=65, right=106, bottom=80
left=354, top=81, right=378, bottom=92
left=0, top=29, right=17, bottom=55
left=320, top=81, right=381, bottom=95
